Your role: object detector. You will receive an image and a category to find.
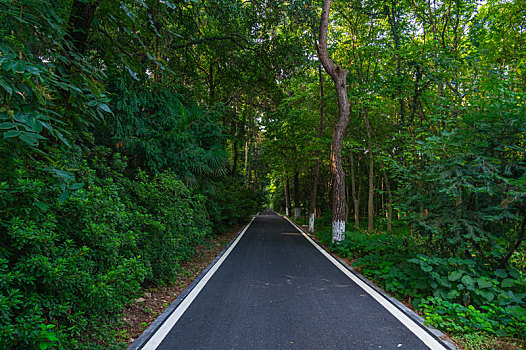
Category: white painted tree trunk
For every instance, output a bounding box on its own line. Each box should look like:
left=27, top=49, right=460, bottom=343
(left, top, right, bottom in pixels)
left=294, top=207, right=301, bottom=221
left=286, top=207, right=290, bottom=217
left=309, top=213, right=315, bottom=232
left=332, top=220, right=345, bottom=243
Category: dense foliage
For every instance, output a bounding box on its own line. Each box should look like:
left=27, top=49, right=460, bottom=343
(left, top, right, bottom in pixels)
left=262, top=0, right=526, bottom=345
left=0, top=148, right=211, bottom=348
left=1, top=0, right=525, bottom=348
left=0, top=0, right=277, bottom=347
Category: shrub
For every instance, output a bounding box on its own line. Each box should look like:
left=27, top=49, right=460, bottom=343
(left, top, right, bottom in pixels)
left=0, top=150, right=213, bottom=348
left=320, top=225, right=526, bottom=339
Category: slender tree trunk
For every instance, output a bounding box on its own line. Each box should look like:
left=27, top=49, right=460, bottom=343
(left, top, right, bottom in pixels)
left=66, top=0, right=100, bottom=55
left=381, top=166, right=393, bottom=232
left=309, top=65, right=325, bottom=232
left=294, top=171, right=301, bottom=220
left=364, top=111, right=375, bottom=232
left=285, top=177, right=292, bottom=217
left=499, top=218, right=525, bottom=269
left=369, top=125, right=394, bottom=233
left=384, top=0, right=404, bottom=127
left=254, top=135, right=259, bottom=188
left=244, top=129, right=249, bottom=177
left=232, top=139, right=238, bottom=176
left=60, top=0, right=99, bottom=103
left=319, top=0, right=351, bottom=242
left=350, top=153, right=360, bottom=229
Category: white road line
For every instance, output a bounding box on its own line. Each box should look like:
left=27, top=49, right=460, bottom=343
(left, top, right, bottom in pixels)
left=283, top=216, right=449, bottom=350
left=141, top=217, right=255, bottom=350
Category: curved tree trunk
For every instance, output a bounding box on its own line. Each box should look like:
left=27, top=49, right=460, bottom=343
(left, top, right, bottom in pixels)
left=319, top=0, right=351, bottom=243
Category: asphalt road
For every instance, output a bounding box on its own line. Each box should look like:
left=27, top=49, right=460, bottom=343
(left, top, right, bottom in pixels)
left=136, top=211, right=450, bottom=350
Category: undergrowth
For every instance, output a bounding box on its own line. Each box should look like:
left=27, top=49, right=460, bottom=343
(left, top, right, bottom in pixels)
left=316, top=221, right=526, bottom=346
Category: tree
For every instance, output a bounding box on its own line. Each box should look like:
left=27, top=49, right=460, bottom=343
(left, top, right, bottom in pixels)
left=318, top=0, right=351, bottom=242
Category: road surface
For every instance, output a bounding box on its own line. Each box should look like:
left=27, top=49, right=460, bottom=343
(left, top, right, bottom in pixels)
left=131, top=211, right=452, bottom=350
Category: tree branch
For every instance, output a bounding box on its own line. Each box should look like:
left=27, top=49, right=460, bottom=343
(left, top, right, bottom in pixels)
left=171, top=35, right=254, bottom=51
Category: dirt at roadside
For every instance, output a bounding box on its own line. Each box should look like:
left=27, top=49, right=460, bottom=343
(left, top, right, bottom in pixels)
left=119, top=224, right=244, bottom=346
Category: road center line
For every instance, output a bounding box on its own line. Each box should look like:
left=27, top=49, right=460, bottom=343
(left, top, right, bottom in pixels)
left=140, top=217, right=255, bottom=350
left=283, top=216, right=450, bottom=350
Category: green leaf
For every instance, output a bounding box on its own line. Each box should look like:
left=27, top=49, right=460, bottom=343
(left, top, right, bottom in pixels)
left=509, top=269, right=521, bottom=279
left=439, top=276, right=451, bottom=288
left=13, top=112, right=28, bottom=123
left=3, top=130, right=20, bottom=138
left=97, top=103, right=112, bottom=113
left=477, top=290, right=495, bottom=302
left=0, top=77, right=12, bottom=94
left=494, top=269, right=507, bottom=278
left=501, top=278, right=515, bottom=288
left=477, top=277, right=493, bottom=289
left=56, top=132, right=70, bottom=147
left=58, top=190, right=70, bottom=202
left=34, top=200, right=49, bottom=211
left=461, top=275, right=475, bottom=289
left=126, top=66, right=140, bottom=81
left=50, top=168, right=75, bottom=182
left=19, top=132, right=39, bottom=146
left=70, top=182, right=84, bottom=190
left=448, top=270, right=463, bottom=281
left=446, top=289, right=459, bottom=300
left=0, top=122, right=14, bottom=129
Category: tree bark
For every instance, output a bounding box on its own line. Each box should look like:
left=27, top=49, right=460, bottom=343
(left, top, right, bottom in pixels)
left=498, top=218, right=525, bottom=269
left=66, top=0, right=100, bottom=55
left=293, top=171, right=301, bottom=220
left=309, top=65, right=325, bottom=232
left=368, top=123, right=394, bottom=233
left=364, top=111, right=375, bottom=232
left=319, top=0, right=351, bottom=243
left=381, top=165, right=393, bottom=232
left=232, top=138, right=238, bottom=176
left=384, top=0, right=404, bottom=128
left=285, top=177, right=292, bottom=217
left=350, top=153, right=360, bottom=229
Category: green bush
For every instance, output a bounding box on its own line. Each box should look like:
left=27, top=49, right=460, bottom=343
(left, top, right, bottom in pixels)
left=320, top=225, right=526, bottom=339
left=0, top=149, right=213, bottom=348
left=420, top=297, right=526, bottom=337
left=128, top=171, right=211, bottom=283
left=201, top=176, right=264, bottom=234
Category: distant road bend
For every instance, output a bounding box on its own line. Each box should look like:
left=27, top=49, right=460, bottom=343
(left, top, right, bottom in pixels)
left=131, top=211, right=453, bottom=350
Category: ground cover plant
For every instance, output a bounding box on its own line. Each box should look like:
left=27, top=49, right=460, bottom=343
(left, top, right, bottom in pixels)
left=315, top=221, right=526, bottom=347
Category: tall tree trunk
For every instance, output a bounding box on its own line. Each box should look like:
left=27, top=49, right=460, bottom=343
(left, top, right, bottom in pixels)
left=60, top=0, right=99, bottom=103
left=499, top=218, right=526, bottom=269
left=66, top=0, right=100, bottom=55
left=369, top=124, right=394, bottom=233
left=364, top=111, right=375, bottom=232
left=285, top=177, right=292, bottom=217
left=381, top=166, right=393, bottom=232
left=231, top=107, right=239, bottom=177
left=293, top=171, right=301, bottom=220
left=232, top=139, right=238, bottom=176
left=319, top=0, right=351, bottom=243
left=350, top=153, right=360, bottom=229
left=254, top=134, right=259, bottom=188
left=309, top=66, right=325, bottom=232
left=384, top=0, right=404, bottom=127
